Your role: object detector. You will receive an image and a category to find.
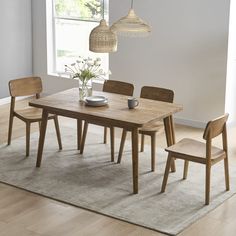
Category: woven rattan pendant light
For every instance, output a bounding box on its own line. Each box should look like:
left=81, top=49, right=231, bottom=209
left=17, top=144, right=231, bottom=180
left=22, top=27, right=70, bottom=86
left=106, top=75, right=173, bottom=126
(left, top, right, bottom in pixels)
left=111, top=0, right=151, bottom=37
left=89, top=19, right=117, bottom=53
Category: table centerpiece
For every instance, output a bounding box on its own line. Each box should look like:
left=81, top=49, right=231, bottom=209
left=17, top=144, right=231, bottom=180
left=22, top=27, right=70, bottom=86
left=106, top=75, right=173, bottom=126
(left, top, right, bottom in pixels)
left=65, top=57, right=107, bottom=101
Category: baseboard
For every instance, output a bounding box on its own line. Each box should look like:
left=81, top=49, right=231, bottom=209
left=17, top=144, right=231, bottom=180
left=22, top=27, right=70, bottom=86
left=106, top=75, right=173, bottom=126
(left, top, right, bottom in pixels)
left=175, top=117, right=236, bottom=129
left=174, top=117, right=206, bottom=129
left=0, top=96, right=30, bottom=105
left=0, top=96, right=11, bottom=105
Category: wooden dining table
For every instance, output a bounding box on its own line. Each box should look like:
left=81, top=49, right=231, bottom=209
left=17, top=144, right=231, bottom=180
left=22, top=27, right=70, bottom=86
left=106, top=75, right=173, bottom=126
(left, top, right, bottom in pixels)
left=29, top=88, right=183, bottom=194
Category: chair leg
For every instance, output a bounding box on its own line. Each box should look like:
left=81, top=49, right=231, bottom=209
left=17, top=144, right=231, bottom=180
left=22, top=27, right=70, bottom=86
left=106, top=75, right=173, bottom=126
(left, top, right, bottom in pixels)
left=80, top=122, right=88, bottom=154
left=183, top=160, right=189, bottom=180
left=161, top=154, right=173, bottom=193
left=110, top=127, right=115, bottom=162
left=205, top=164, right=211, bottom=205
left=224, top=156, right=230, bottom=191
left=7, top=114, right=14, bottom=145
left=117, top=129, right=127, bottom=164
left=26, top=122, right=31, bottom=157
left=151, top=134, right=156, bottom=172
left=53, top=116, right=62, bottom=150
left=103, top=127, right=107, bottom=144
left=38, top=121, right=41, bottom=130
left=170, top=158, right=176, bottom=172
left=140, top=134, right=145, bottom=152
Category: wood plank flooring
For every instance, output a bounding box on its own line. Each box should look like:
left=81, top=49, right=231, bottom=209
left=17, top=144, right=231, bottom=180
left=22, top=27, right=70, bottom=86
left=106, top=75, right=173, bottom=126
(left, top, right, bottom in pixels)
left=0, top=98, right=236, bottom=236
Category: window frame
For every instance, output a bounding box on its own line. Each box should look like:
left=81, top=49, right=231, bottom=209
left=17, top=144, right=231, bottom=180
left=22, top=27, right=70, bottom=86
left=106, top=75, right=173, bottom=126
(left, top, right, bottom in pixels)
left=51, top=0, right=109, bottom=75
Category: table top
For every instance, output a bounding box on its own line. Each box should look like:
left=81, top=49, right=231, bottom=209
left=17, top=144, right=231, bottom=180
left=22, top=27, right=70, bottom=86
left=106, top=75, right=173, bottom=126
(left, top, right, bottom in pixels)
left=29, top=88, right=183, bottom=128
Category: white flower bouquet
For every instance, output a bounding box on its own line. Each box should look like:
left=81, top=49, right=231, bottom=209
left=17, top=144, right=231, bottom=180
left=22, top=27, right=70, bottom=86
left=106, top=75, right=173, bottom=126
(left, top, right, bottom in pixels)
left=65, top=56, right=107, bottom=83
left=65, top=57, right=109, bottom=101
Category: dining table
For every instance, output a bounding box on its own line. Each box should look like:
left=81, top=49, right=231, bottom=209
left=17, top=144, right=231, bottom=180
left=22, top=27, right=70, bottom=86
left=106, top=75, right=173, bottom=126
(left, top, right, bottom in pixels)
left=29, top=88, right=183, bottom=194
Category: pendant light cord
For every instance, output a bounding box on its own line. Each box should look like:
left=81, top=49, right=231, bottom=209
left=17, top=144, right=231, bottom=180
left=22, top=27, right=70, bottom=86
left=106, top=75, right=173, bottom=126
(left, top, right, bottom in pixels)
left=131, top=0, right=134, bottom=9
left=103, top=0, right=105, bottom=19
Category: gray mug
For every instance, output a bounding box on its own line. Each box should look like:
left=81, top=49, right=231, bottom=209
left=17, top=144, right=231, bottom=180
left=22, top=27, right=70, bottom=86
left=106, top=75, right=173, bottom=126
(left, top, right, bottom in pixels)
left=128, top=97, right=139, bottom=109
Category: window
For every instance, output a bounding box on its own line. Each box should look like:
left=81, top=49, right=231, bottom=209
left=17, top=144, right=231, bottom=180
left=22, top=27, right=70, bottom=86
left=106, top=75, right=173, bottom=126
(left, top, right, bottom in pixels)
left=52, top=0, right=109, bottom=75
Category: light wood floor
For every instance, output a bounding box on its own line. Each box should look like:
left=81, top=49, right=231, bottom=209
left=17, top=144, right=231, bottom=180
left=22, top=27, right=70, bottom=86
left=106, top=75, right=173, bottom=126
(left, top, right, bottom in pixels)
left=1, top=99, right=236, bottom=236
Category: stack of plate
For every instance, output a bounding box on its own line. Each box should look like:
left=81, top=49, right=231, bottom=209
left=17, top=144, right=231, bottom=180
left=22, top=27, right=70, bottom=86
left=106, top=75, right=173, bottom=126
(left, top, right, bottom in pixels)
left=85, top=96, right=108, bottom=107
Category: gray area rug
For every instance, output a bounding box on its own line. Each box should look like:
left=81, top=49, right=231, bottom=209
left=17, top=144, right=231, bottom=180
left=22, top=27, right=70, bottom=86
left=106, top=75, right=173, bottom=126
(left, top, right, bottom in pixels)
left=0, top=126, right=236, bottom=235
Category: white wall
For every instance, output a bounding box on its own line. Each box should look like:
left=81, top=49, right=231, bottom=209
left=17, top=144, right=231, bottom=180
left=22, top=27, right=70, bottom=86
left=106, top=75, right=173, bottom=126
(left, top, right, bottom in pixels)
left=110, top=0, right=230, bottom=126
left=32, top=0, right=230, bottom=127
left=0, top=0, right=32, bottom=99
left=225, top=0, right=236, bottom=123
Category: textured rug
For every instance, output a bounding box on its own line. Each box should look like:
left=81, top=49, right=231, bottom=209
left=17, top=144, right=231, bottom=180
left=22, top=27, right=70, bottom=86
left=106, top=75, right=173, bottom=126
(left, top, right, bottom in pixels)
left=0, top=126, right=236, bottom=235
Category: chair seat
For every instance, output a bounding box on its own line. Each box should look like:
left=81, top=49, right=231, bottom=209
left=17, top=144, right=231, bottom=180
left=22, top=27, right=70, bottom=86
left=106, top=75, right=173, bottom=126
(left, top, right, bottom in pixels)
left=165, top=138, right=226, bottom=164
left=139, top=121, right=164, bottom=133
left=14, top=107, right=55, bottom=122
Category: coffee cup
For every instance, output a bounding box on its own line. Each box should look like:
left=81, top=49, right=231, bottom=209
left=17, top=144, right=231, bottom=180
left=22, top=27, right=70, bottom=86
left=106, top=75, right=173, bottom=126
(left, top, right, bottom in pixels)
left=128, top=97, right=139, bottom=109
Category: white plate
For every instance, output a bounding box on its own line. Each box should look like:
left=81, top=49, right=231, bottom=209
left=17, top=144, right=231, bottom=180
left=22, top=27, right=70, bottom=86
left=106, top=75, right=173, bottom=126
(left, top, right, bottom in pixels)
left=85, top=99, right=108, bottom=107
left=85, top=96, right=107, bottom=103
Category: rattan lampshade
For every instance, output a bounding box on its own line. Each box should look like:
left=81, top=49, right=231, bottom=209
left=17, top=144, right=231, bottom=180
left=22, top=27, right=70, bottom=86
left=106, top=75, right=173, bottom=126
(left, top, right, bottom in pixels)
left=111, top=9, right=151, bottom=37
left=111, top=0, right=151, bottom=37
left=89, top=19, right=117, bottom=53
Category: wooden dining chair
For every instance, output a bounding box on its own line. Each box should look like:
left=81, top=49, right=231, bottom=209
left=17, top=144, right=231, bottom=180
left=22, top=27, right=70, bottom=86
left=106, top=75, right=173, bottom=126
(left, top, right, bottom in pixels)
left=80, top=80, right=134, bottom=161
left=8, top=77, right=62, bottom=156
left=117, top=86, right=174, bottom=172
left=161, top=114, right=229, bottom=205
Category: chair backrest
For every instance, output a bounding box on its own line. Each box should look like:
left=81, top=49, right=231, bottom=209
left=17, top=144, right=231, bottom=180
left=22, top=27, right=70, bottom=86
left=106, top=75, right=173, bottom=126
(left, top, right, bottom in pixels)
left=203, top=114, right=229, bottom=140
left=103, top=80, right=134, bottom=96
left=140, top=86, right=174, bottom=103
left=9, top=77, right=42, bottom=97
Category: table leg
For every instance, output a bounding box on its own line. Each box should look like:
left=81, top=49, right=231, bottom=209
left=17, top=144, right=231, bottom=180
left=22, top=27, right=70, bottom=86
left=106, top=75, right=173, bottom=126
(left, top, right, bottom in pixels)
left=163, top=115, right=176, bottom=172
left=77, top=119, right=82, bottom=150
left=169, top=115, right=176, bottom=172
left=170, top=115, right=176, bottom=144
left=131, top=128, right=139, bottom=194
left=110, top=127, right=115, bottom=162
left=36, top=109, right=49, bottom=167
